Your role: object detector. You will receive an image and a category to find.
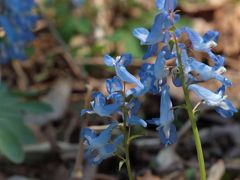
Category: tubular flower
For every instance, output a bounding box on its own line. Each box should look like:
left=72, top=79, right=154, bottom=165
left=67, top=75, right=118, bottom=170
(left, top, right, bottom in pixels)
left=172, top=49, right=191, bottom=87
left=89, top=135, right=124, bottom=164
left=104, top=54, right=144, bottom=90
left=81, top=0, right=238, bottom=165
left=156, top=0, right=177, bottom=12
left=133, top=0, right=179, bottom=60
left=181, top=27, right=222, bottom=64
left=188, top=84, right=237, bottom=118
left=148, top=85, right=176, bottom=145
left=126, top=99, right=147, bottom=127
left=133, top=13, right=168, bottom=45
left=81, top=92, right=122, bottom=117
left=188, top=58, right=232, bottom=86
left=127, top=51, right=168, bottom=96
left=182, top=27, right=218, bottom=53
left=81, top=121, right=123, bottom=164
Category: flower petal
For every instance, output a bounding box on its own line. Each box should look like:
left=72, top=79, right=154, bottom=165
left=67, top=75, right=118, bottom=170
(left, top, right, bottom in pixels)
left=215, top=100, right=237, bottom=118
left=132, top=28, right=149, bottom=45
left=128, top=115, right=147, bottom=127
left=143, top=44, right=158, bottom=60
left=203, top=30, right=219, bottom=43
left=104, top=54, right=115, bottom=66
left=106, top=76, right=123, bottom=94
left=154, top=51, right=167, bottom=79
left=116, top=66, right=144, bottom=89
left=159, top=85, right=174, bottom=126
left=159, top=124, right=177, bottom=145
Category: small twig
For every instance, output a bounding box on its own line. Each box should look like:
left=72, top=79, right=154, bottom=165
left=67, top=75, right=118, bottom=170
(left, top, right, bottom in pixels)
left=64, top=116, right=79, bottom=142
left=36, top=5, right=87, bottom=79
left=72, top=85, right=93, bottom=179
left=89, top=123, right=124, bottom=131
left=11, top=61, right=28, bottom=90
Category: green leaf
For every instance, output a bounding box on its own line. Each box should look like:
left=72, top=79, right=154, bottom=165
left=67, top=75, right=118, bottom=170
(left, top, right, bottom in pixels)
left=0, top=110, right=22, bottom=119
left=18, top=101, right=53, bottom=114
left=0, top=117, right=35, bottom=144
left=0, top=127, right=24, bottom=163
left=119, top=160, right=126, bottom=171
left=108, top=30, right=144, bottom=57
left=10, top=90, right=43, bottom=98
left=0, top=84, right=51, bottom=163
left=77, top=19, right=92, bottom=35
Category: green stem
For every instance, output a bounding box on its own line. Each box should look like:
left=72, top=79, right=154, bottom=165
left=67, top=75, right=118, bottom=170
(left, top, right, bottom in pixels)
left=173, top=35, right=206, bottom=180
left=122, top=83, right=134, bottom=180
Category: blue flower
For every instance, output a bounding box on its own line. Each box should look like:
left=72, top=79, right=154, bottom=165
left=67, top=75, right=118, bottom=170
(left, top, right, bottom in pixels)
left=89, top=135, right=124, bottom=164
left=188, top=84, right=237, bottom=118
left=81, top=92, right=122, bottom=117
left=172, top=47, right=232, bottom=87
left=136, top=64, right=156, bottom=94
left=0, top=0, right=38, bottom=63
left=181, top=27, right=221, bottom=65
left=156, top=0, right=177, bottom=12
left=148, top=85, right=176, bottom=145
left=81, top=121, right=118, bottom=151
left=154, top=51, right=168, bottom=80
left=143, top=44, right=159, bottom=60
left=133, top=12, right=179, bottom=46
left=104, top=54, right=144, bottom=90
left=188, top=57, right=232, bottom=86
left=182, top=27, right=218, bottom=52
left=126, top=72, right=155, bottom=96
left=162, top=45, right=176, bottom=60
left=106, top=76, right=123, bottom=94
left=127, top=51, right=168, bottom=97
left=133, top=0, right=179, bottom=60
left=126, top=99, right=147, bottom=127
left=133, top=13, right=167, bottom=46
left=172, top=49, right=191, bottom=87
left=203, top=30, right=219, bottom=44
left=81, top=121, right=123, bottom=164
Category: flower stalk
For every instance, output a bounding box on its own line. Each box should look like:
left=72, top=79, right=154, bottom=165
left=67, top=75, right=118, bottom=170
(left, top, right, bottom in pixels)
left=173, top=34, right=206, bottom=180
left=122, top=82, right=134, bottom=180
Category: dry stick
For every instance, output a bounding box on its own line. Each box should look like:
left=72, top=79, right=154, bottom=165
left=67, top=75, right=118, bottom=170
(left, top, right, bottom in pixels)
left=64, top=115, right=79, bottom=142
left=11, top=61, right=28, bottom=90
left=36, top=5, right=87, bottom=80
left=72, top=85, right=93, bottom=179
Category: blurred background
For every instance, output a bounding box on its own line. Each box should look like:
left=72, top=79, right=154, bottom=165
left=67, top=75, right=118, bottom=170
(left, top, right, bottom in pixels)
left=0, top=0, right=240, bottom=179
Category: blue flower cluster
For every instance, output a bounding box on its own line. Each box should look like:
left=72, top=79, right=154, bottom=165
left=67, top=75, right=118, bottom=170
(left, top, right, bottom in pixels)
left=80, top=0, right=237, bottom=164
left=81, top=121, right=124, bottom=164
left=0, top=0, right=38, bottom=64
left=81, top=54, right=147, bottom=164
left=132, top=0, right=237, bottom=144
